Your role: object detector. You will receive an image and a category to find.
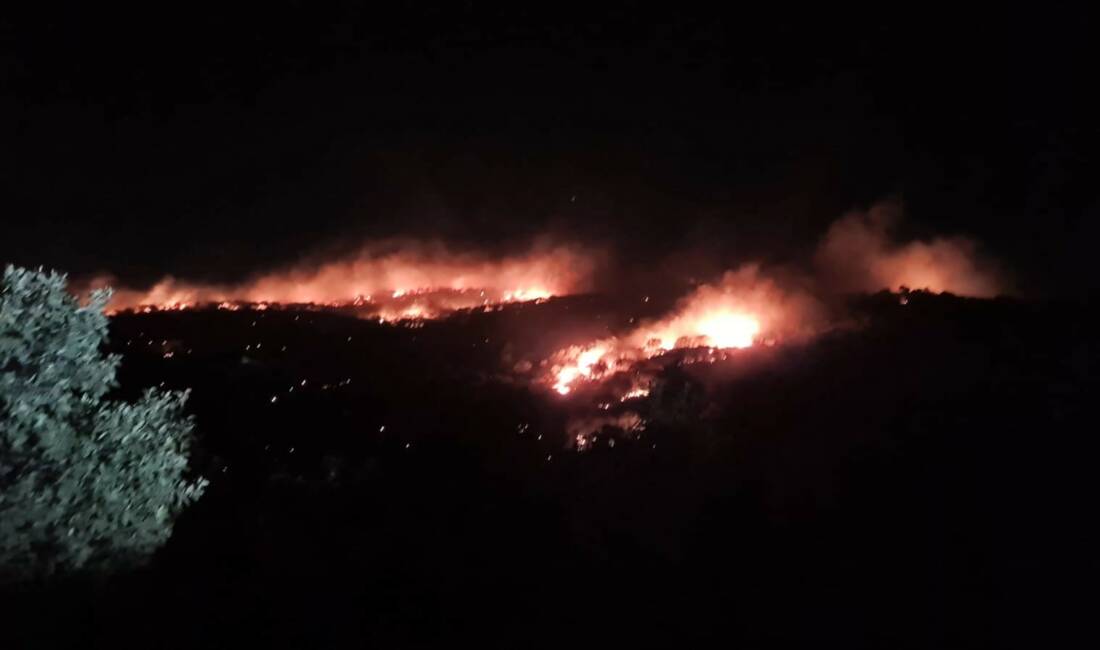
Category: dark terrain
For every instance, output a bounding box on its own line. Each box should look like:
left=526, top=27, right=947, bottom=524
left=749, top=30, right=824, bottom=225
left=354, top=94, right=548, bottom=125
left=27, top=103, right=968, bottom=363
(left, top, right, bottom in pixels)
left=5, top=292, right=1094, bottom=648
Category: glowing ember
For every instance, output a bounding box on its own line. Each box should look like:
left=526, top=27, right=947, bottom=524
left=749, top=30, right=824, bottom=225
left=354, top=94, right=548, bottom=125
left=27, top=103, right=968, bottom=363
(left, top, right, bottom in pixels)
left=619, top=386, right=650, bottom=401
left=566, top=412, right=645, bottom=449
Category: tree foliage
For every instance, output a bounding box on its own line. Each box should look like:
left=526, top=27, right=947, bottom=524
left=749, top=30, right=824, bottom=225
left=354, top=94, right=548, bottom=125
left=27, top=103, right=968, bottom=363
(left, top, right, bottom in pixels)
left=0, top=266, right=206, bottom=581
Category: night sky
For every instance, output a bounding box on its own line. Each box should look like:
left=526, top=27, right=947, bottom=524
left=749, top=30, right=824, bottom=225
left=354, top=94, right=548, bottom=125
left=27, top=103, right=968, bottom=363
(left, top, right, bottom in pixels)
left=3, top=4, right=1096, bottom=295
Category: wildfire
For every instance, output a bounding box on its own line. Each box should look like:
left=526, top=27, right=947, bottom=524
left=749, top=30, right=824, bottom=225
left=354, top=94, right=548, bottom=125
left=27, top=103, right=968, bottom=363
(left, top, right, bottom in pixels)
left=640, top=310, right=760, bottom=353
left=544, top=264, right=821, bottom=397
left=98, top=243, right=594, bottom=320
left=552, top=343, right=618, bottom=395
left=81, top=202, right=1010, bottom=458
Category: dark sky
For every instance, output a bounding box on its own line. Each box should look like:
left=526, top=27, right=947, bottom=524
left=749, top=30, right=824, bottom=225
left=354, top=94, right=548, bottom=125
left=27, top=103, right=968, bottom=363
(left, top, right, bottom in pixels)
left=2, top=4, right=1096, bottom=295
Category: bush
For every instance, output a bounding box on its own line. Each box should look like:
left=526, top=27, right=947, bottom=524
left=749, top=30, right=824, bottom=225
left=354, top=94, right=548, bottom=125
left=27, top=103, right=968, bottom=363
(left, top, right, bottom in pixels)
left=0, top=266, right=206, bottom=582
left=647, top=366, right=709, bottom=428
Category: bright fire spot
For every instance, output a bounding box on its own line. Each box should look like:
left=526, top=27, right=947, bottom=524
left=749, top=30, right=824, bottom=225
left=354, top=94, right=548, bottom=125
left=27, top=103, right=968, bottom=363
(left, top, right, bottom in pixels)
left=553, top=344, right=612, bottom=395
left=695, top=312, right=759, bottom=349
left=502, top=288, right=552, bottom=302
left=619, top=386, right=650, bottom=401
left=542, top=264, right=822, bottom=396
left=404, top=305, right=425, bottom=318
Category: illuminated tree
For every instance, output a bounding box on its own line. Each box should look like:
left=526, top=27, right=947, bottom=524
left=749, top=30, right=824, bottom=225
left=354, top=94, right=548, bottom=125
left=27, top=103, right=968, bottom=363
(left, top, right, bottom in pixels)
left=0, top=266, right=206, bottom=581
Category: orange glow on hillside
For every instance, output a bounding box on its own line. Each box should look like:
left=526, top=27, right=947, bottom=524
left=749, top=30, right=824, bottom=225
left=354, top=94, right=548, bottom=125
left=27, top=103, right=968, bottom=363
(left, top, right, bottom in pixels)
left=100, top=243, right=594, bottom=320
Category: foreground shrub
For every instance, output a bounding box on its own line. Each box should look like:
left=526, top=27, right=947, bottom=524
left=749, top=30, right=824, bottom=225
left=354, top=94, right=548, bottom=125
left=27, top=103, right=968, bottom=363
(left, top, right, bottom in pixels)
left=0, top=266, right=206, bottom=582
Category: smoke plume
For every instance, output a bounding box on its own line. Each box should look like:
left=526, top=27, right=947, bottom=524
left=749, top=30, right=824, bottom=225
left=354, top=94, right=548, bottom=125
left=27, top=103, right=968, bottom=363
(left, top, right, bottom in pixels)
left=814, top=203, right=1003, bottom=297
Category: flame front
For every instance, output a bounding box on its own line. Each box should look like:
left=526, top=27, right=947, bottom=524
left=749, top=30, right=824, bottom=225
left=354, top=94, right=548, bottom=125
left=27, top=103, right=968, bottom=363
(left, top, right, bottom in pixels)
left=545, top=264, right=821, bottom=397
left=100, top=243, right=594, bottom=319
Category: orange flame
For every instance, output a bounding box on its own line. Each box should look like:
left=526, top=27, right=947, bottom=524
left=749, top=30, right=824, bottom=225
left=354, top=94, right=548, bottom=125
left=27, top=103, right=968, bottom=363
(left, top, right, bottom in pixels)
left=545, top=264, right=822, bottom=396
left=100, top=243, right=595, bottom=319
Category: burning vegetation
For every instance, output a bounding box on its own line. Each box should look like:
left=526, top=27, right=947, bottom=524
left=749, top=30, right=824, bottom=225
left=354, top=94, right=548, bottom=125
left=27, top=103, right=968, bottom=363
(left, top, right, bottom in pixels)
left=92, top=203, right=1007, bottom=432
left=99, top=242, right=595, bottom=320
left=519, top=203, right=1004, bottom=405
left=539, top=264, right=824, bottom=398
